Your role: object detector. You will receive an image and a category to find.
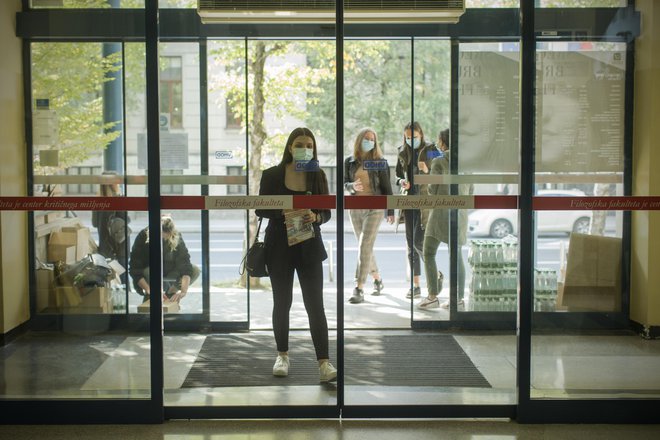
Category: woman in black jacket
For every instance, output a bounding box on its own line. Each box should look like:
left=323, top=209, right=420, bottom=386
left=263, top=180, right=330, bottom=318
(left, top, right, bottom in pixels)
left=129, top=216, right=200, bottom=304
left=344, top=127, right=395, bottom=304
left=394, top=121, right=440, bottom=299
left=255, top=127, right=337, bottom=383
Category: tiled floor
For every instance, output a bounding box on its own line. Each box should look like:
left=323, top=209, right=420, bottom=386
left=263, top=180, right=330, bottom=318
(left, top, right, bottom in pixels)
left=1, top=419, right=660, bottom=440
left=2, top=329, right=660, bottom=405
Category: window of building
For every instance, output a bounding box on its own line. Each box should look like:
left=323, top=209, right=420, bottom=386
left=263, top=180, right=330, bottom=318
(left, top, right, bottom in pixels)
left=160, top=56, right=183, bottom=129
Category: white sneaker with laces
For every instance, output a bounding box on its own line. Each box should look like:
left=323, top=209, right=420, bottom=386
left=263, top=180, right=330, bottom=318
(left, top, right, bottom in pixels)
left=319, top=361, right=337, bottom=382
left=273, top=354, right=289, bottom=377
left=418, top=296, right=440, bottom=309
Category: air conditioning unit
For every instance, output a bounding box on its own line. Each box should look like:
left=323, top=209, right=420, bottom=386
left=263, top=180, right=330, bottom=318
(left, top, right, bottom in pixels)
left=198, top=1, right=465, bottom=24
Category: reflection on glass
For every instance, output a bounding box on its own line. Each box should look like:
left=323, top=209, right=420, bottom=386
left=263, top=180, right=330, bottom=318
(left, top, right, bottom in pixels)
left=536, top=43, right=626, bottom=173
left=458, top=43, right=520, bottom=174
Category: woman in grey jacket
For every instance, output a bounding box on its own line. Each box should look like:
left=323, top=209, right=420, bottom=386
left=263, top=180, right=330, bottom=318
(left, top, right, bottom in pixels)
left=418, top=129, right=472, bottom=309
left=344, top=128, right=395, bottom=304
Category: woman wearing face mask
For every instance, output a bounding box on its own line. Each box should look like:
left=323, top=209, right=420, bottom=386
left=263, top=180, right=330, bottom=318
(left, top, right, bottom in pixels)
left=395, top=121, right=440, bottom=299
left=255, top=127, right=337, bottom=383
left=344, top=128, right=395, bottom=304
left=418, top=129, right=472, bottom=309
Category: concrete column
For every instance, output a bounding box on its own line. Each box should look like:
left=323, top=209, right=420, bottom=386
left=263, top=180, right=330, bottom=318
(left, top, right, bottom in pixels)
left=0, top=0, right=29, bottom=334
left=631, top=0, right=660, bottom=334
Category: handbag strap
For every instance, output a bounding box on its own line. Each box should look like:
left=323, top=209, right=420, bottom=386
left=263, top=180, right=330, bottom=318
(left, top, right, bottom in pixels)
left=255, top=217, right=263, bottom=240
left=239, top=217, right=264, bottom=276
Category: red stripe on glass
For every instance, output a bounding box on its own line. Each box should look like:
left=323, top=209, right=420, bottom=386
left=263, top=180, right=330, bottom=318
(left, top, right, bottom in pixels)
left=474, top=195, right=518, bottom=209
left=160, top=196, right=205, bottom=210
left=534, top=196, right=660, bottom=211
left=292, top=195, right=336, bottom=210
left=345, top=195, right=387, bottom=209
left=0, top=197, right=148, bottom=211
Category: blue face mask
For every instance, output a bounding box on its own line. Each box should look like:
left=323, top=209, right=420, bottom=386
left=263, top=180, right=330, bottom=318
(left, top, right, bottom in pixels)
left=361, top=139, right=375, bottom=152
left=406, top=137, right=421, bottom=149
left=292, top=147, right=313, bottom=161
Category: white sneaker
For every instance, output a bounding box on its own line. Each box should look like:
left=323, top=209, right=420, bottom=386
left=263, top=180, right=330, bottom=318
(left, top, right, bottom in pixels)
left=440, top=299, right=464, bottom=309
left=319, top=360, right=337, bottom=382
left=273, top=355, right=289, bottom=377
left=418, top=296, right=440, bottom=309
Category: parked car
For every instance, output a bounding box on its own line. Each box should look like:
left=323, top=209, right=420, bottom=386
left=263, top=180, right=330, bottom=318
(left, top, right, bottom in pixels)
left=468, top=189, right=592, bottom=238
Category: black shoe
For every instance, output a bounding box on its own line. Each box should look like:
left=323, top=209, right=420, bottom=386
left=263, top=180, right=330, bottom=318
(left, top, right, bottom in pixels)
left=406, top=286, right=421, bottom=299
left=349, top=287, right=364, bottom=304
left=371, top=279, right=384, bottom=296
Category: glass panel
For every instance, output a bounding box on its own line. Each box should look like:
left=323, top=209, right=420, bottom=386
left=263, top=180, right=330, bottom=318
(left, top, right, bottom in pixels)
left=31, top=0, right=145, bottom=8
left=167, top=38, right=338, bottom=407
left=467, top=0, right=625, bottom=6
left=342, top=39, right=411, bottom=329
left=530, top=38, right=660, bottom=399
left=3, top=42, right=151, bottom=400
left=206, top=39, right=249, bottom=324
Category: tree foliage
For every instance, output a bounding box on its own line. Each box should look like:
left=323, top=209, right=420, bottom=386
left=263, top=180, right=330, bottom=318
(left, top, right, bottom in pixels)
left=32, top=42, right=122, bottom=171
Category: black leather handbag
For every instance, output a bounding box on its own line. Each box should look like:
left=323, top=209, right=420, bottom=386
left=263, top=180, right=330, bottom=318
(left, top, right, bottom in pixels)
left=240, top=217, right=268, bottom=277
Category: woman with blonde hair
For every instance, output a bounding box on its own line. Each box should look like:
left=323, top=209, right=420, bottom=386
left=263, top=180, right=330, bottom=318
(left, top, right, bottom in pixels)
left=129, top=215, right=200, bottom=303
left=344, top=128, right=395, bottom=304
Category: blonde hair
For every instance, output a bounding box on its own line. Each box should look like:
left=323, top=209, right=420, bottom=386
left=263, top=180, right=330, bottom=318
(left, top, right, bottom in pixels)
left=352, top=128, right=383, bottom=162
left=144, top=216, right=180, bottom=251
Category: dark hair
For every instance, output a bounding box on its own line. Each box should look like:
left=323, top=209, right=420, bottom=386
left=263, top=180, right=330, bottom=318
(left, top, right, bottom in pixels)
left=279, top=127, right=329, bottom=195
left=403, top=121, right=426, bottom=147
left=438, top=129, right=449, bottom=148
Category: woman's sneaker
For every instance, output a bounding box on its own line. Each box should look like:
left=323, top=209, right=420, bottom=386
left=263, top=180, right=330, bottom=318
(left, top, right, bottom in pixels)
left=371, top=279, right=384, bottom=296
left=406, top=286, right=421, bottom=299
left=319, top=361, right=337, bottom=382
left=348, top=287, right=364, bottom=304
left=272, top=354, right=289, bottom=377
left=418, top=296, right=440, bottom=309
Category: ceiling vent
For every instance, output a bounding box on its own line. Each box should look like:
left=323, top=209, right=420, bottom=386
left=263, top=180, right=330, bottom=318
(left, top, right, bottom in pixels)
left=198, top=1, right=465, bottom=24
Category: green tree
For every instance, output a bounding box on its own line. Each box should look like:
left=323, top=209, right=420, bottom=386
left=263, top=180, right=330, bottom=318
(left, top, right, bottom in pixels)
left=305, top=40, right=451, bottom=157
left=32, top=42, right=122, bottom=171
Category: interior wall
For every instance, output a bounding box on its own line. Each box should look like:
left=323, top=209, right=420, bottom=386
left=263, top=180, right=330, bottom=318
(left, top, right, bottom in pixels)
left=631, top=0, right=660, bottom=329
left=0, top=0, right=29, bottom=334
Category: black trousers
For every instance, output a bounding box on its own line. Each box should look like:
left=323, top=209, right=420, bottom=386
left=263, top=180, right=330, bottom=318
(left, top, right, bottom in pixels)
left=403, top=209, right=424, bottom=277
left=267, top=242, right=330, bottom=360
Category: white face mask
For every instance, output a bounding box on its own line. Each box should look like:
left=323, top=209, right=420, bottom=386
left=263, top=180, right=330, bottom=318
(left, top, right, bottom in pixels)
left=406, top=137, right=421, bottom=149
left=361, top=139, right=375, bottom=152
left=292, top=147, right=313, bottom=161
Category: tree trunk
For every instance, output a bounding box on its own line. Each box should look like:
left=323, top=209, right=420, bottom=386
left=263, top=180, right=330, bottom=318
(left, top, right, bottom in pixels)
left=589, top=183, right=610, bottom=236
left=239, top=41, right=268, bottom=288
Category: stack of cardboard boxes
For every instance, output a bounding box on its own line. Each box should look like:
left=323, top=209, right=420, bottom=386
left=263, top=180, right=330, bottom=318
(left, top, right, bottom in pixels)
left=559, top=233, right=622, bottom=312
left=35, top=221, right=121, bottom=314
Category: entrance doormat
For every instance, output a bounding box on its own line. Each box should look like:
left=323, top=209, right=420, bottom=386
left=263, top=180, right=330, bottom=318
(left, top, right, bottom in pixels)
left=182, top=334, right=491, bottom=388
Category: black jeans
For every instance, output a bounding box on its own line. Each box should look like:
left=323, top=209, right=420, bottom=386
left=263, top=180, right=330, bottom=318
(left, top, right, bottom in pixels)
left=403, top=209, right=424, bottom=277
left=268, top=243, right=329, bottom=360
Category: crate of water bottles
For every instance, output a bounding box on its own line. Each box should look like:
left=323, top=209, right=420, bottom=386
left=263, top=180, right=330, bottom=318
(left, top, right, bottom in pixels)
left=468, top=236, right=519, bottom=311
left=467, top=236, right=518, bottom=269
left=533, top=268, right=558, bottom=312
left=467, top=236, right=559, bottom=311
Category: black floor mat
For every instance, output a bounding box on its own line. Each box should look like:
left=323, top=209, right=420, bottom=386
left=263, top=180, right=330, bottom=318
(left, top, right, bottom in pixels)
left=182, top=334, right=491, bottom=388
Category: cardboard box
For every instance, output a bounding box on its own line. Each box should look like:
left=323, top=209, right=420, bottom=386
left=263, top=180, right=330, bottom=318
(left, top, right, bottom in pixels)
left=561, top=233, right=622, bottom=312
left=45, top=211, right=64, bottom=223
left=63, top=298, right=112, bottom=314
left=36, top=268, right=56, bottom=311
left=137, top=299, right=180, bottom=314
left=47, top=244, right=76, bottom=264
left=78, top=287, right=109, bottom=308
left=55, top=286, right=81, bottom=307
left=61, top=225, right=91, bottom=260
